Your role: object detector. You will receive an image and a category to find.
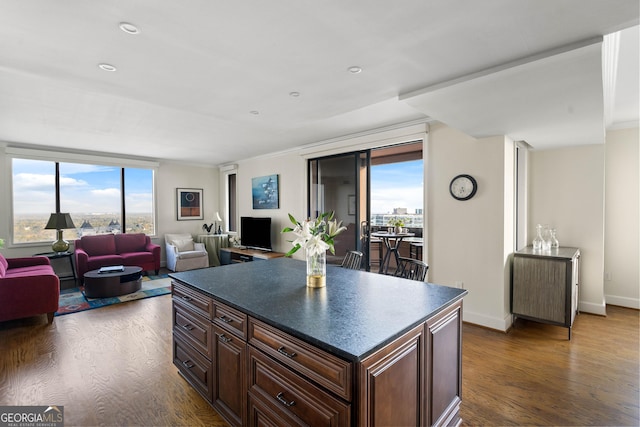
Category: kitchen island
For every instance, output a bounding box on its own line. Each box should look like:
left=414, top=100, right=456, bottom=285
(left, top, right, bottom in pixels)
left=170, top=257, right=467, bottom=426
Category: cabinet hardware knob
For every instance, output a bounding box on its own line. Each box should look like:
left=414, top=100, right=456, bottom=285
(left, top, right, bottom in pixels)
left=182, top=360, right=195, bottom=369
left=219, top=334, right=232, bottom=343
left=276, top=392, right=295, bottom=407
left=218, top=315, right=233, bottom=323
left=181, top=295, right=192, bottom=302
left=181, top=323, right=194, bottom=331
left=277, top=346, right=296, bottom=358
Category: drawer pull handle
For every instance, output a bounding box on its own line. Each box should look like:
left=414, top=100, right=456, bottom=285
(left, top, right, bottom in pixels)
left=276, top=392, right=295, bottom=407
left=181, top=323, right=194, bottom=331
left=277, top=346, right=296, bottom=358
left=181, top=295, right=192, bottom=302
left=218, top=315, right=233, bottom=323
left=219, top=334, right=232, bottom=343
left=182, top=360, right=195, bottom=369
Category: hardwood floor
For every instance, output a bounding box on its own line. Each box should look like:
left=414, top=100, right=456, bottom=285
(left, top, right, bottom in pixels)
left=461, top=306, right=639, bottom=426
left=1, top=295, right=638, bottom=426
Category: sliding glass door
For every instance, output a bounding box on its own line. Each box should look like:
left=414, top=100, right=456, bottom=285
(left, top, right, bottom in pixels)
left=308, top=141, right=423, bottom=271
left=308, top=152, right=369, bottom=266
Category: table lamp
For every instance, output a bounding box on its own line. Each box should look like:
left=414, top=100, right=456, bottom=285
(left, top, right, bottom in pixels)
left=45, top=213, right=76, bottom=253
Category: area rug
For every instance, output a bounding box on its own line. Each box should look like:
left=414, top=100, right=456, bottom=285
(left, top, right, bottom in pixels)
left=56, top=274, right=171, bottom=316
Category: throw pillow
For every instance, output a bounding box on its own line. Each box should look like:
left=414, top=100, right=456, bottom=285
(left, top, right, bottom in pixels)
left=173, top=239, right=195, bottom=252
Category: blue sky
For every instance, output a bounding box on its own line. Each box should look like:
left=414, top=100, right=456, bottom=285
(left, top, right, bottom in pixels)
left=12, top=159, right=153, bottom=215
left=370, top=160, right=423, bottom=214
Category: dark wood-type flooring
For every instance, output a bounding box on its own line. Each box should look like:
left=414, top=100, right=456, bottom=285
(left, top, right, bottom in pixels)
left=0, top=293, right=638, bottom=426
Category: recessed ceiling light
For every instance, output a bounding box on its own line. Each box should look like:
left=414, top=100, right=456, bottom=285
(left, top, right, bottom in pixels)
left=119, top=22, right=140, bottom=34
left=98, top=63, right=117, bottom=72
left=348, top=66, right=362, bottom=74
left=289, top=91, right=300, bottom=97
left=250, top=110, right=259, bottom=115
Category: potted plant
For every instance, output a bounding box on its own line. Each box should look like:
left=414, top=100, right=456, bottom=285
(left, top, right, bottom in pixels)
left=388, top=218, right=406, bottom=234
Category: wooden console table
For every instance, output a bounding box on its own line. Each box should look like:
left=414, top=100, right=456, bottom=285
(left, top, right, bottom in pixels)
left=195, top=234, right=229, bottom=267
left=220, top=247, right=284, bottom=265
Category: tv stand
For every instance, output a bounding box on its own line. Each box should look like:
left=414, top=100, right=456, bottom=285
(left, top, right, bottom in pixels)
left=220, top=247, right=285, bottom=265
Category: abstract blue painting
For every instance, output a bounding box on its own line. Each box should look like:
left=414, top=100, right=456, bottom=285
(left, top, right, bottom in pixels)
left=252, top=174, right=279, bottom=209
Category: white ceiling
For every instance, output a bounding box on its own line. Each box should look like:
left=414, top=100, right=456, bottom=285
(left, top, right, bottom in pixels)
left=0, top=1, right=637, bottom=165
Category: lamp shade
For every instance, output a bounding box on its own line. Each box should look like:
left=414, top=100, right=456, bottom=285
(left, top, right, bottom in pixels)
left=45, top=213, right=76, bottom=230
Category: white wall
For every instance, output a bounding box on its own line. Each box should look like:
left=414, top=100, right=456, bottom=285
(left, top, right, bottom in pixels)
left=156, top=161, right=220, bottom=262
left=604, top=127, right=639, bottom=308
left=427, top=124, right=515, bottom=330
left=232, top=151, right=307, bottom=258
left=529, top=145, right=606, bottom=315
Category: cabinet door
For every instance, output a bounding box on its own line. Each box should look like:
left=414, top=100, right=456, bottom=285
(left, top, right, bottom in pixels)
left=425, top=300, right=463, bottom=427
left=213, top=325, right=247, bottom=427
left=512, top=256, right=567, bottom=323
left=358, top=324, right=424, bottom=427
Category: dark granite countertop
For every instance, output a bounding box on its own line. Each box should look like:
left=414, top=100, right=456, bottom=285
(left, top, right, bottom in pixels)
left=170, top=257, right=467, bottom=362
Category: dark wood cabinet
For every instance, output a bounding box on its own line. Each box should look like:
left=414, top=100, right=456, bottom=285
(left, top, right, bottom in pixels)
left=220, top=247, right=285, bottom=265
left=213, top=325, right=247, bottom=426
left=512, top=247, right=580, bottom=339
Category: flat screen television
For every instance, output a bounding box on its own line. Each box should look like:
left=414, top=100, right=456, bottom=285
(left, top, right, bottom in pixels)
left=240, top=216, right=272, bottom=251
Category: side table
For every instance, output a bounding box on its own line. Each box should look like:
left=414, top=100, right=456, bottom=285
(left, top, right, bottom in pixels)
left=34, top=251, right=77, bottom=282
left=195, top=234, right=230, bottom=267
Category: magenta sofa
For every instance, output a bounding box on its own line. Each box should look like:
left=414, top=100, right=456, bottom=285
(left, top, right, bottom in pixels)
left=0, top=254, right=60, bottom=324
left=74, top=233, right=161, bottom=278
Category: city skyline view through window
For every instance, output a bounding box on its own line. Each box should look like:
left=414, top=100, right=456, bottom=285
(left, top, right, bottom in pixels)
left=12, top=158, right=154, bottom=244
left=370, top=159, right=423, bottom=227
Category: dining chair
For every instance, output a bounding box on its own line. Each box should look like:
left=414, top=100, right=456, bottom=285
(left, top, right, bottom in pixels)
left=394, top=257, right=429, bottom=281
left=341, top=250, right=363, bottom=270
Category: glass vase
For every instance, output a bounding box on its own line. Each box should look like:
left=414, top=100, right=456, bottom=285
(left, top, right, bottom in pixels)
left=541, top=224, right=552, bottom=252
left=306, top=250, right=326, bottom=288
left=550, top=228, right=559, bottom=249
left=532, top=224, right=544, bottom=251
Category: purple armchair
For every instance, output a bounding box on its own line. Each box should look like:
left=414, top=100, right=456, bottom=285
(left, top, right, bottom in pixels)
left=0, top=253, right=60, bottom=324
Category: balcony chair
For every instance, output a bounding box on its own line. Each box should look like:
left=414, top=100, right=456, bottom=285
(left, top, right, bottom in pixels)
left=394, top=257, right=429, bottom=282
left=341, top=250, right=363, bottom=270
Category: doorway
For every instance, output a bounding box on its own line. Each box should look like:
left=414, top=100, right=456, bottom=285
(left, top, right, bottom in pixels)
left=308, top=141, right=423, bottom=271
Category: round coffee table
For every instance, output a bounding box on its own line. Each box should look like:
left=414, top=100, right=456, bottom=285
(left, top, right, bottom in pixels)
left=83, top=266, right=143, bottom=298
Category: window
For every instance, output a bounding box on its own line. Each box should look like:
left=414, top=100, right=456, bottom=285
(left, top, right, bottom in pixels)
left=11, top=157, right=156, bottom=244
left=228, top=173, right=237, bottom=232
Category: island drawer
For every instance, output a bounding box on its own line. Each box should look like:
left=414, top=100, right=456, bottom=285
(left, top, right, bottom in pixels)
left=173, top=303, right=213, bottom=360
left=173, top=335, right=213, bottom=403
left=249, top=318, right=352, bottom=401
left=172, top=281, right=213, bottom=320
left=248, top=347, right=351, bottom=426
left=213, top=301, right=247, bottom=340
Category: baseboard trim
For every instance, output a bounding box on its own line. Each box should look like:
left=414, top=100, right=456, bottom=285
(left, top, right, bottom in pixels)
left=579, top=301, right=607, bottom=316
left=605, top=294, right=640, bottom=310
left=462, top=309, right=511, bottom=332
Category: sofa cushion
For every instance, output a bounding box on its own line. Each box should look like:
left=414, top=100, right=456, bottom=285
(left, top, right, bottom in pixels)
left=120, top=252, right=155, bottom=265
left=81, top=234, right=116, bottom=256
left=0, top=253, right=6, bottom=278
left=177, top=250, right=207, bottom=260
left=116, top=233, right=147, bottom=254
left=5, top=266, right=55, bottom=278
left=86, top=255, right=124, bottom=271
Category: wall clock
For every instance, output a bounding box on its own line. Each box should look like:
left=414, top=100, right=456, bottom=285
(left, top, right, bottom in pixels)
left=449, top=174, right=477, bottom=201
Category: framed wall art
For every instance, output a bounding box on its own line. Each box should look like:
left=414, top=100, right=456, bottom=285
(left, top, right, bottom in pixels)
left=252, top=174, right=279, bottom=209
left=177, top=188, right=203, bottom=220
